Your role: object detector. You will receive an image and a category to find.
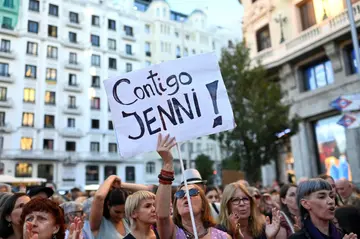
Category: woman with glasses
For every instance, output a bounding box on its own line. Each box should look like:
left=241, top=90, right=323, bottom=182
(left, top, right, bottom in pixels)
left=289, top=178, right=356, bottom=239
left=217, top=182, right=281, bottom=239
left=248, top=187, right=262, bottom=209
left=278, top=184, right=299, bottom=238
left=156, top=134, right=230, bottom=239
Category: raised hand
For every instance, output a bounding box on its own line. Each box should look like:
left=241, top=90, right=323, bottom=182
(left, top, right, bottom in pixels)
left=265, top=208, right=281, bottom=239
left=23, top=222, right=38, bottom=239
left=68, top=217, right=84, bottom=239
left=157, top=134, right=176, bottom=163
left=343, top=233, right=358, bottom=239
left=229, top=212, right=244, bottom=239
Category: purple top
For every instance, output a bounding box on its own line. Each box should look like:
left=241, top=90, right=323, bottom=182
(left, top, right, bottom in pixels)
left=176, top=227, right=229, bottom=239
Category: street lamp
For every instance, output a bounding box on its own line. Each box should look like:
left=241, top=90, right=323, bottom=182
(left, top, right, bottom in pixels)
left=274, top=14, right=287, bottom=44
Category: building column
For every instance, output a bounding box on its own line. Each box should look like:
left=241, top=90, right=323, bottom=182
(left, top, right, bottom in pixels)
left=346, top=128, right=360, bottom=186
left=324, top=41, right=343, bottom=78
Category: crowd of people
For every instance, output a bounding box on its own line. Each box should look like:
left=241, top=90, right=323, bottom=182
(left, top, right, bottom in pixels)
left=0, top=134, right=359, bottom=239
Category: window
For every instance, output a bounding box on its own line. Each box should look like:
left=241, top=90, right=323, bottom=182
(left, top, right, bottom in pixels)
left=175, top=32, right=179, bottom=38
left=104, top=166, right=116, bottom=179
left=23, top=88, right=35, bottom=103
left=109, top=58, right=117, bottom=69
left=28, top=20, right=39, bottom=33
left=26, top=41, right=38, bottom=55
left=69, top=32, right=77, bottom=43
left=145, top=61, right=151, bottom=66
left=126, top=63, right=132, bottom=72
left=43, top=139, right=54, bottom=150
left=108, top=19, right=116, bottom=30
left=47, top=46, right=57, bottom=59
left=90, top=142, right=100, bottom=152
left=48, top=4, right=58, bottom=17
left=29, top=0, right=39, bottom=11
left=68, top=96, right=76, bottom=108
left=145, top=42, right=151, bottom=56
left=125, top=44, right=132, bottom=55
left=108, top=143, right=117, bottom=153
left=156, top=8, right=160, bottom=16
left=192, top=49, right=196, bottom=55
left=108, top=38, right=116, bottom=50
left=0, top=161, right=4, bottom=175
left=125, top=166, right=135, bottom=182
left=86, top=165, right=99, bottom=184
left=2, top=17, right=12, bottom=29
left=92, top=15, right=100, bottom=26
left=145, top=24, right=150, bottom=34
left=67, top=118, right=75, bottom=128
left=38, top=164, right=53, bottom=181
left=69, top=12, right=79, bottom=23
left=46, top=68, right=57, bottom=82
left=347, top=47, right=360, bottom=74
left=20, top=137, right=33, bottom=150
left=91, top=76, right=100, bottom=88
left=146, top=162, right=155, bottom=174
left=0, top=40, right=10, bottom=52
left=91, top=97, right=100, bottom=110
left=66, top=141, right=76, bottom=151
left=48, top=25, right=58, bottom=38
left=0, top=112, right=5, bottom=126
left=176, top=46, right=181, bottom=58
left=0, top=63, right=9, bottom=77
left=25, top=65, right=36, bottom=78
left=299, top=0, right=316, bottom=30
left=91, top=34, right=100, bottom=47
left=0, top=87, right=6, bottom=101
left=91, top=54, right=101, bottom=67
left=69, top=52, right=77, bottom=64
left=256, top=25, right=271, bottom=52
left=15, top=163, right=32, bottom=177
left=108, top=121, right=113, bottom=130
left=44, top=115, right=55, bottom=128
left=184, top=48, right=188, bottom=57
left=68, top=74, right=77, bottom=86
left=22, top=112, right=34, bottom=127
left=303, top=60, right=334, bottom=91
left=124, top=25, right=133, bottom=36
left=45, top=91, right=55, bottom=105
left=91, top=119, right=99, bottom=129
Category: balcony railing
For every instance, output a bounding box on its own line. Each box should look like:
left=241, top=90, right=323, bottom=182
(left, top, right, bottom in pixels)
left=63, top=105, right=82, bottom=115
left=0, top=48, right=15, bottom=59
left=64, top=61, right=83, bottom=71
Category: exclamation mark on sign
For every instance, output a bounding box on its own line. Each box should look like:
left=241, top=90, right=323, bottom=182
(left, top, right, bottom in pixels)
left=206, top=80, right=222, bottom=128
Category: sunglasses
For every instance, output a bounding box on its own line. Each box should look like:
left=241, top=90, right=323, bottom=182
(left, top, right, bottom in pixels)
left=175, top=188, right=200, bottom=199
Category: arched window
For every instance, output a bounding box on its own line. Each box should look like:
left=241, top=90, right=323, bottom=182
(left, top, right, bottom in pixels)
left=146, top=162, right=155, bottom=174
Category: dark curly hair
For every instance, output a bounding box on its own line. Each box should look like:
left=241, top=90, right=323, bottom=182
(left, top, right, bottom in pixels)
left=0, top=193, right=28, bottom=238
left=21, top=198, right=66, bottom=239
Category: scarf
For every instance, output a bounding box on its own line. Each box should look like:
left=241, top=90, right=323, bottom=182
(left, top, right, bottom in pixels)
left=304, top=217, right=341, bottom=239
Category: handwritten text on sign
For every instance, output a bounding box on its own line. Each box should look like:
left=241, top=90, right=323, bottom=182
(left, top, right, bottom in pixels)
left=104, top=53, right=235, bottom=158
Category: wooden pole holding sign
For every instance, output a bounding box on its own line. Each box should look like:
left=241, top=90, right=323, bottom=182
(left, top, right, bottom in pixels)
left=176, top=143, right=198, bottom=239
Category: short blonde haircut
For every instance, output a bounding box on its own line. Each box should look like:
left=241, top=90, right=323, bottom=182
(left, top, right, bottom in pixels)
left=219, top=183, right=265, bottom=237
left=125, top=190, right=155, bottom=226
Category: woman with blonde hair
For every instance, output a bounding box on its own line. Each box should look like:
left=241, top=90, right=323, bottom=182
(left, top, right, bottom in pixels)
left=156, top=134, right=230, bottom=239
left=217, top=182, right=281, bottom=239
left=124, top=190, right=158, bottom=239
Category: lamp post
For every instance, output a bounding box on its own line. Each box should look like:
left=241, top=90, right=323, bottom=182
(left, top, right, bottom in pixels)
left=346, top=0, right=360, bottom=80
left=275, top=14, right=287, bottom=43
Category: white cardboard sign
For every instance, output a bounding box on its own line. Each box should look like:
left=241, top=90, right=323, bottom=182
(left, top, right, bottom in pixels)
left=104, top=53, right=235, bottom=158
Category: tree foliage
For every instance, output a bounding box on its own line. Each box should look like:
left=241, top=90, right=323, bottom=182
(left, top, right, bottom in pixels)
left=213, top=42, right=298, bottom=183
left=195, top=154, right=214, bottom=184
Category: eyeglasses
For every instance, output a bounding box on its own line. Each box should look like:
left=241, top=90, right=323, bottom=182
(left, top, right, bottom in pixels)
left=175, top=188, right=200, bottom=199
left=253, top=194, right=261, bottom=200
left=230, top=197, right=250, bottom=205
left=69, top=211, right=84, bottom=217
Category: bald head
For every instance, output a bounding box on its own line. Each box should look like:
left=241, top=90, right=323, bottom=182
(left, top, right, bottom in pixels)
left=336, top=178, right=352, bottom=198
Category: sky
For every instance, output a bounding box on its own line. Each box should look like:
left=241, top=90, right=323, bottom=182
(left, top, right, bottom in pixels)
left=167, top=0, right=243, bottom=37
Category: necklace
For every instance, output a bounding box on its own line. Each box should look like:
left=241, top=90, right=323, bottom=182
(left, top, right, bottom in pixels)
left=183, top=227, right=209, bottom=239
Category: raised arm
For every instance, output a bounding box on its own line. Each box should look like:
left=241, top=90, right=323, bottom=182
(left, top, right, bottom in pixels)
left=121, top=182, right=153, bottom=192
left=155, top=134, right=176, bottom=239
left=90, top=175, right=120, bottom=234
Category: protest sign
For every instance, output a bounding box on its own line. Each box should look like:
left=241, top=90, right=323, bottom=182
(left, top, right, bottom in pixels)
left=104, top=53, right=235, bottom=158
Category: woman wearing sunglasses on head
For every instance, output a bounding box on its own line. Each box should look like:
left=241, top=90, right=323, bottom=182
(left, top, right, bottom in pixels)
left=217, top=182, right=281, bottom=239
left=156, top=134, right=230, bottom=239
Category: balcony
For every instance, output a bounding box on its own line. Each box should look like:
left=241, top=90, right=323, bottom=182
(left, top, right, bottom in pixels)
left=63, top=83, right=82, bottom=93
left=0, top=25, right=18, bottom=37
left=61, top=40, right=85, bottom=50
left=0, top=73, right=15, bottom=83
left=252, top=1, right=360, bottom=67
left=145, top=51, right=151, bottom=57
left=0, top=123, right=13, bottom=133
left=64, top=61, right=83, bottom=71
left=59, top=128, right=84, bottom=138
left=121, top=32, right=136, bottom=42
left=63, top=105, right=82, bottom=115
left=119, top=51, right=139, bottom=61
left=0, top=49, right=16, bottom=59
left=0, top=98, right=13, bottom=108
left=66, top=19, right=83, bottom=30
